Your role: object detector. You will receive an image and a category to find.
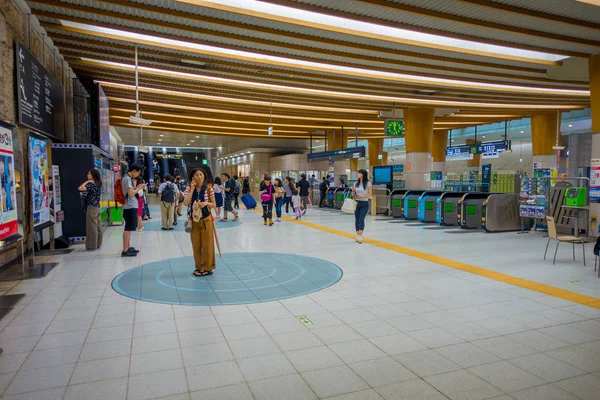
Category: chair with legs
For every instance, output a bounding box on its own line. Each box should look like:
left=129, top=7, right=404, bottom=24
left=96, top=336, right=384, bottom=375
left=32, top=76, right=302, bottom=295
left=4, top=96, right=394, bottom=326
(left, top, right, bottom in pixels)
left=544, top=216, right=586, bottom=266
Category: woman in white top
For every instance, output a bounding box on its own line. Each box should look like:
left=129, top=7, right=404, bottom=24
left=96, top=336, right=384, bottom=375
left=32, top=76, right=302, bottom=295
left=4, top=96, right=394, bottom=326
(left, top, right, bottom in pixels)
left=350, top=169, right=372, bottom=244
left=213, top=176, right=224, bottom=220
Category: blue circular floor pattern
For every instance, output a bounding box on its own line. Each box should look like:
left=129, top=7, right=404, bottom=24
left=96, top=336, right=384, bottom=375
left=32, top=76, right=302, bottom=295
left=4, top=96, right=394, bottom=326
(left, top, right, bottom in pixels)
left=111, top=253, right=343, bottom=306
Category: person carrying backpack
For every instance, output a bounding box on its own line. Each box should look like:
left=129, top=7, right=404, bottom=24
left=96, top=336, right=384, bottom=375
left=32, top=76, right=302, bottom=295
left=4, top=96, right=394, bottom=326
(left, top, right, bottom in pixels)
left=233, top=175, right=241, bottom=209
left=158, top=174, right=178, bottom=230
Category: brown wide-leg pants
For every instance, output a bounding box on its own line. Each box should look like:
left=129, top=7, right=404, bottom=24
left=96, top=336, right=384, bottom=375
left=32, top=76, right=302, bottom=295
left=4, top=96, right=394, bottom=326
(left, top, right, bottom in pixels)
left=86, top=206, right=103, bottom=250
left=190, top=216, right=215, bottom=272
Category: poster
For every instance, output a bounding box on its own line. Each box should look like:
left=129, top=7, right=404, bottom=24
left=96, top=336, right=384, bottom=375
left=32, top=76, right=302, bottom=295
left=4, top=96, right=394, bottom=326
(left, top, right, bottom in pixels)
left=0, top=125, right=18, bottom=240
left=52, top=165, right=61, bottom=206
left=30, top=134, right=51, bottom=227
left=590, top=158, right=600, bottom=203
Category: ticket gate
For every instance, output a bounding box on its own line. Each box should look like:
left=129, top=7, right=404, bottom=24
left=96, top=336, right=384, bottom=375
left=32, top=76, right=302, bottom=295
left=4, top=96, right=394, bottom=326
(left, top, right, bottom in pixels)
left=417, top=191, right=445, bottom=222
left=458, top=193, right=494, bottom=229
left=333, top=188, right=349, bottom=210
left=390, top=189, right=408, bottom=218
left=324, top=187, right=336, bottom=208
left=482, top=194, right=521, bottom=232
left=403, top=190, right=425, bottom=220
left=436, top=192, right=467, bottom=225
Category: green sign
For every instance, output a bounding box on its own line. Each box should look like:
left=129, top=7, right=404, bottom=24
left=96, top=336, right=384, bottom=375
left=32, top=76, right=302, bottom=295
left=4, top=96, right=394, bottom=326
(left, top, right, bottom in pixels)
left=385, top=120, right=404, bottom=136
left=568, top=280, right=581, bottom=284
left=296, top=316, right=313, bottom=325
left=202, top=159, right=208, bottom=165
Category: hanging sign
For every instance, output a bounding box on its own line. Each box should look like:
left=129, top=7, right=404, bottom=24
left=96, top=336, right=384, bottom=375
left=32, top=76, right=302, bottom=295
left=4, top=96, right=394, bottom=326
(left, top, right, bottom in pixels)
left=0, top=124, right=18, bottom=241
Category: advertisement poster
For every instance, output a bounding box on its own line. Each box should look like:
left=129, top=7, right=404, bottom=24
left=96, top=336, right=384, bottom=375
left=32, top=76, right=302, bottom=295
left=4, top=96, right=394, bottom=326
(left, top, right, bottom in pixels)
left=0, top=125, right=18, bottom=240
left=30, top=134, right=51, bottom=227
left=52, top=165, right=61, bottom=206
left=590, top=158, right=600, bottom=203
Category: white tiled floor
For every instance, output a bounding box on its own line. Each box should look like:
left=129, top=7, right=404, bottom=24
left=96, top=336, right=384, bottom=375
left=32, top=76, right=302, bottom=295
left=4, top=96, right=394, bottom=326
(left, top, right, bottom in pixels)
left=1, top=205, right=600, bottom=399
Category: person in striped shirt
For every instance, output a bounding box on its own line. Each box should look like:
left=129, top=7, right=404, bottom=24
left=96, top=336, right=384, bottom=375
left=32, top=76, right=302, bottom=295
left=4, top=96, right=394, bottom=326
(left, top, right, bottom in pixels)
left=183, top=167, right=217, bottom=277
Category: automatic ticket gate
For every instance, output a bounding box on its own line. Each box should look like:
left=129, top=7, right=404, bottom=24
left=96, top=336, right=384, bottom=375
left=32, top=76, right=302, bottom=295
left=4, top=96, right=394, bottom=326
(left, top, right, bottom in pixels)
left=390, top=189, right=408, bottom=218
left=482, top=194, right=521, bottom=232
left=458, top=193, right=494, bottom=229
left=417, top=191, right=444, bottom=222
left=403, top=190, right=425, bottom=220
left=333, top=188, right=349, bottom=210
left=436, top=192, right=467, bottom=225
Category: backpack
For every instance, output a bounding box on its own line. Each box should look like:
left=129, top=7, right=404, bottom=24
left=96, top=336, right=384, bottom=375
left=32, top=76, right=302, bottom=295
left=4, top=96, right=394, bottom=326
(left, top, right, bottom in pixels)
left=114, top=178, right=126, bottom=205
left=161, top=182, right=176, bottom=203
left=234, top=179, right=241, bottom=194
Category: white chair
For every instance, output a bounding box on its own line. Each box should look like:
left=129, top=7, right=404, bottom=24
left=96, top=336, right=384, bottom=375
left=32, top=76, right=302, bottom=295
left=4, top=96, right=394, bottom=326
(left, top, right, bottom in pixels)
left=544, top=216, right=586, bottom=266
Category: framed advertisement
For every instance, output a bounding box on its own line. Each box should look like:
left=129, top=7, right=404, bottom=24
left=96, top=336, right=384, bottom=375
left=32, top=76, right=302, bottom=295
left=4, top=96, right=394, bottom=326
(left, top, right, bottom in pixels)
left=29, top=133, right=52, bottom=230
left=0, top=122, right=19, bottom=241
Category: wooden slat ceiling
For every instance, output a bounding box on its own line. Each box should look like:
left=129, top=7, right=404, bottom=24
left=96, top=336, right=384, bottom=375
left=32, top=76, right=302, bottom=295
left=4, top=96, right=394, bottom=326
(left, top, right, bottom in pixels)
left=25, top=0, right=595, bottom=142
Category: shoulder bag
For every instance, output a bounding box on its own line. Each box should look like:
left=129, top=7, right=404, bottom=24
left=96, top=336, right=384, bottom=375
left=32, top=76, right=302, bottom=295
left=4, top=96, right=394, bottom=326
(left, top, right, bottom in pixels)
left=341, top=191, right=357, bottom=214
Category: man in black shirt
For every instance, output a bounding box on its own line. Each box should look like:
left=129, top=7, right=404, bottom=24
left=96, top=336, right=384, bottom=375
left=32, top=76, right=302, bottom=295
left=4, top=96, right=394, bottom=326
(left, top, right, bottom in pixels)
left=319, top=177, right=329, bottom=208
left=221, top=173, right=240, bottom=221
left=296, top=173, right=311, bottom=215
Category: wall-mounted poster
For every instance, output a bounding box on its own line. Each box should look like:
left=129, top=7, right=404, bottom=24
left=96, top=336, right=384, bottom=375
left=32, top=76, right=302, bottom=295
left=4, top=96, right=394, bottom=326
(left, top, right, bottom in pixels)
left=30, top=134, right=51, bottom=228
left=0, top=123, right=18, bottom=241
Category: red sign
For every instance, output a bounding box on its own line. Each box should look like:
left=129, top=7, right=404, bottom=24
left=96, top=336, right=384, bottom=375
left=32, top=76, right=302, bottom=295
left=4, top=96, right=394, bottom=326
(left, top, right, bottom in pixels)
left=0, top=125, right=18, bottom=241
left=406, top=162, right=411, bottom=171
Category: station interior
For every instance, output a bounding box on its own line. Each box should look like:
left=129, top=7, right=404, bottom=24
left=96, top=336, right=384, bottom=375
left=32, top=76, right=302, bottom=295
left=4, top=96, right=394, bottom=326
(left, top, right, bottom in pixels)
left=1, top=0, right=600, bottom=399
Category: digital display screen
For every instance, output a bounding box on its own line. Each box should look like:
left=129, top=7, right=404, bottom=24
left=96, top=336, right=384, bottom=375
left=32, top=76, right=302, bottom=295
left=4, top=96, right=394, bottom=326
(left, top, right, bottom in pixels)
left=373, top=166, right=392, bottom=184
left=466, top=204, right=477, bottom=215
left=408, top=200, right=417, bottom=209
left=385, top=120, right=404, bottom=136
left=425, top=202, right=434, bottom=211
left=444, top=203, right=454, bottom=213
left=393, top=199, right=402, bottom=207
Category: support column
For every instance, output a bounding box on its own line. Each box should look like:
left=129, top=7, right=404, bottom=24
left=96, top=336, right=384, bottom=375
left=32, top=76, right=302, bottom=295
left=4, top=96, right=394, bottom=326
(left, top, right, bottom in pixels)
left=431, top=129, right=448, bottom=174
left=404, top=107, right=435, bottom=189
left=368, top=139, right=387, bottom=167
left=589, top=54, right=600, bottom=236
left=531, top=111, right=560, bottom=169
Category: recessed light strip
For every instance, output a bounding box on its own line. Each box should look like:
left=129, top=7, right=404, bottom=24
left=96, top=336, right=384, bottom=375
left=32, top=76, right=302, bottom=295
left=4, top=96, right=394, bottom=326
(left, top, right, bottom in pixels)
left=175, top=0, right=568, bottom=63
left=106, top=97, right=383, bottom=123
left=110, top=108, right=384, bottom=130
left=98, top=81, right=582, bottom=112
left=59, top=21, right=583, bottom=97
left=76, top=50, right=587, bottom=97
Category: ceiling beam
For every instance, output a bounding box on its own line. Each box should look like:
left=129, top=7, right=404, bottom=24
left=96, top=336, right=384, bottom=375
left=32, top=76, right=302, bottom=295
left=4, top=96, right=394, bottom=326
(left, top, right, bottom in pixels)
left=455, top=0, right=600, bottom=31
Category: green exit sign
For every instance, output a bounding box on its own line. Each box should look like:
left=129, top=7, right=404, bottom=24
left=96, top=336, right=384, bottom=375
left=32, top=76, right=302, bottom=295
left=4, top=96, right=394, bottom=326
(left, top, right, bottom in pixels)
left=385, top=119, right=404, bottom=136
left=202, top=159, right=208, bottom=165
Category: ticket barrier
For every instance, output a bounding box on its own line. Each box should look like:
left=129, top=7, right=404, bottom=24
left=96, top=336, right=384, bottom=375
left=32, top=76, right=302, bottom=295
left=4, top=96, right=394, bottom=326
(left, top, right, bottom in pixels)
left=482, top=194, right=521, bottom=232
left=324, top=187, right=336, bottom=208
left=389, top=189, right=408, bottom=218
left=403, top=190, right=426, bottom=220
left=333, top=188, right=349, bottom=210
left=458, top=193, right=494, bottom=229
left=417, top=191, right=445, bottom=222
left=436, top=192, right=467, bottom=225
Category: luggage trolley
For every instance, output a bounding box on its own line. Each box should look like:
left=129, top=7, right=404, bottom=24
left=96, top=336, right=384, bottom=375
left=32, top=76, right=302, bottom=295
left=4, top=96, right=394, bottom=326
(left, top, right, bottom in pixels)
left=436, top=192, right=467, bottom=225
left=417, top=191, right=445, bottom=223
left=403, top=190, right=425, bottom=220
left=389, top=189, right=408, bottom=218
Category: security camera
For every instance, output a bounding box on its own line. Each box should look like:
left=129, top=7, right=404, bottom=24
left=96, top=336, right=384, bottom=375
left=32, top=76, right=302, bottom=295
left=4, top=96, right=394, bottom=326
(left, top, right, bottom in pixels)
left=129, top=114, right=152, bottom=126
left=377, top=111, right=384, bottom=119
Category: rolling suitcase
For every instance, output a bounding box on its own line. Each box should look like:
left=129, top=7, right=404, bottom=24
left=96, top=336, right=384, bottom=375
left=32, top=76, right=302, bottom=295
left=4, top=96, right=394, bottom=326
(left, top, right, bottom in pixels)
left=241, top=194, right=257, bottom=209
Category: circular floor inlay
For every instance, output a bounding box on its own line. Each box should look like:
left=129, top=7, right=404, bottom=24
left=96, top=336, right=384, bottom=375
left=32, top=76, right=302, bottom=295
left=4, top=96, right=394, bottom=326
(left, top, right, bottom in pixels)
left=111, top=253, right=343, bottom=306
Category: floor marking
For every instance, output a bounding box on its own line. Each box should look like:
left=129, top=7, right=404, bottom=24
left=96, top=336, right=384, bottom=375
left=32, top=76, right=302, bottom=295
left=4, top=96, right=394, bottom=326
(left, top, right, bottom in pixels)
left=253, top=209, right=600, bottom=309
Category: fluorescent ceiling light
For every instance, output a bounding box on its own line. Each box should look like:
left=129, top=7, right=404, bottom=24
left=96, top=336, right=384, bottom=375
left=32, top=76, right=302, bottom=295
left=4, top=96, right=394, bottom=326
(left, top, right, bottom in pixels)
left=175, top=0, right=568, bottom=63
left=100, top=81, right=580, bottom=112
left=76, top=48, right=586, bottom=97
left=62, top=20, right=582, bottom=97
left=108, top=100, right=382, bottom=124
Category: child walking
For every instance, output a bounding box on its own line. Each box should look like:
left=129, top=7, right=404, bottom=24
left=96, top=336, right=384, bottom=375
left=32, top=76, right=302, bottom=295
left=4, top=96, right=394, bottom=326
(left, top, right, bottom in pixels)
left=260, top=176, right=275, bottom=226
left=292, top=189, right=302, bottom=220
